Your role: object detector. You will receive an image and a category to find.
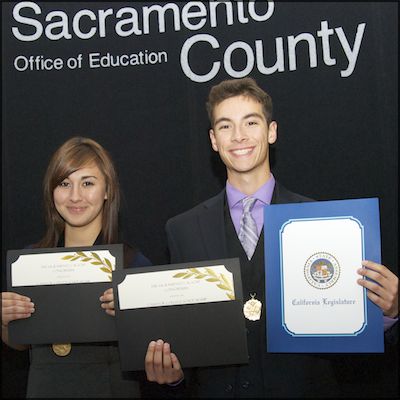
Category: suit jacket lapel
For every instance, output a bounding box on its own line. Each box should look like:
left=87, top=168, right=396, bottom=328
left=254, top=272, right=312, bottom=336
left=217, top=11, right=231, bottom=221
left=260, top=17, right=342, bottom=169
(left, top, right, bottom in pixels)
left=196, top=182, right=301, bottom=261
left=271, top=181, right=282, bottom=204
left=271, top=181, right=292, bottom=204
left=197, top=189, right=228, bottom=260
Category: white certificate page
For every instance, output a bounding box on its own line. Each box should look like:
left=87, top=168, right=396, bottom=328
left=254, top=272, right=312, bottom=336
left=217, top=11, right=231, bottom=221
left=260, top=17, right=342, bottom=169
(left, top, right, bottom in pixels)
left=118, top=265, right=235, bottom=310
left=11, top=250, right=116, bottom=286
left=280, top=217, right=366, bottom=336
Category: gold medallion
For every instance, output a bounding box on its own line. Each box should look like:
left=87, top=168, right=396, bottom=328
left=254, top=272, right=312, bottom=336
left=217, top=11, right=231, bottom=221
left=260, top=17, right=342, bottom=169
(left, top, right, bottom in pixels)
left=52, top=343, right=72, bottom=356
left=243, top=293, right=262, bottom=321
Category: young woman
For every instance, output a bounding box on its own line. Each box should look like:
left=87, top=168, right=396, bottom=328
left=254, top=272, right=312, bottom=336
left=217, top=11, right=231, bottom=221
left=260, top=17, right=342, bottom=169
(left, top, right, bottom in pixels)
left=1, top=136, right=151, bottom=397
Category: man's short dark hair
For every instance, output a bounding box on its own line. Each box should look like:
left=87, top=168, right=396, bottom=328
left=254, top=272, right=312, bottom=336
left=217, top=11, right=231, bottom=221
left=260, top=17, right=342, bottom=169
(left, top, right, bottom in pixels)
left=206, top=77, right=273, bottom=126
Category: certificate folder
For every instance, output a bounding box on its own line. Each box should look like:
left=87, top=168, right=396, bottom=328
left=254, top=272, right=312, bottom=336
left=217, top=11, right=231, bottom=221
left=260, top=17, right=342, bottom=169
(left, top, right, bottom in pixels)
left=6, top=244, right=123, bottom=344
left=113, top=258, right=248, bottom=371
left=264, top=198, right=384, bottom=353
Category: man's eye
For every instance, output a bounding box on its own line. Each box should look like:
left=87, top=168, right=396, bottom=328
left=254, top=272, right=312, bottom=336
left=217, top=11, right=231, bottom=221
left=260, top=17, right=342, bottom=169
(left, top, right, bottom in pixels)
left=248, top=120, right=258, bottom=126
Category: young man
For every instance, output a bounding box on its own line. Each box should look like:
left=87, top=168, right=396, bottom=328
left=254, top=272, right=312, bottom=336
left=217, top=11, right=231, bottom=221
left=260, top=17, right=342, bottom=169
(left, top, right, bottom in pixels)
left=145, top=78, right=398, bottom=397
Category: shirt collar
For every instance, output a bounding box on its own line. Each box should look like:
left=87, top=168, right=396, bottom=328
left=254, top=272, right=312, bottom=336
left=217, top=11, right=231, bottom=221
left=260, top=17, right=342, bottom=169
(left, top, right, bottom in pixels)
left=226, top=174, right=276, bottom=210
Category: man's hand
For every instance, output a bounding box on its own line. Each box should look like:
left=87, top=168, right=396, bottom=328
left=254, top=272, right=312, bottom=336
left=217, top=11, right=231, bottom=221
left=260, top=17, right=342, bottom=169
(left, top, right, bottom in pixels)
left=145, top=339, right=184, bottom=385
left=357, top=260, right=399, bottom=318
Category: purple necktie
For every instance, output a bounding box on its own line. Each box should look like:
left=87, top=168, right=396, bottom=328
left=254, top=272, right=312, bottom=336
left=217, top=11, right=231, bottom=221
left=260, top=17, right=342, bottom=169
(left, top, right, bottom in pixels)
left=238, top=197, right=258, bottom=260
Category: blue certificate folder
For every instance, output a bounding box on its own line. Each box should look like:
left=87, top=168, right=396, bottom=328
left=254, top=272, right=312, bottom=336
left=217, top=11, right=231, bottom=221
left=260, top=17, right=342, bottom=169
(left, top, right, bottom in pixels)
left=264, top=197, right=384, bottom=353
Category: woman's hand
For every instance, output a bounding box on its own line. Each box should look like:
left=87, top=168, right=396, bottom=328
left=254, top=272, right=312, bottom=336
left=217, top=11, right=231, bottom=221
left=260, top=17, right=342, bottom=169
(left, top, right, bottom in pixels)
left=357, top=260, right=399, bottom=318
left=1, top=292, right=34, bottom=326
left=100, top=288, right=115, bottom=316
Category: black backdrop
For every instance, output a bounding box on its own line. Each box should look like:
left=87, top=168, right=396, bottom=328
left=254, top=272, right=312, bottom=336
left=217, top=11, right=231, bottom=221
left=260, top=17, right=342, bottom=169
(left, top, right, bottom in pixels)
left=2, top=2, right=398, bottom=398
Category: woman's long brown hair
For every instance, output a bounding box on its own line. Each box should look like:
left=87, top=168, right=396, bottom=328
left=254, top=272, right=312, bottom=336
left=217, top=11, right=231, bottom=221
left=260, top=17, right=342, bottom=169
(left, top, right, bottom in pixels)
left=36, top=137, right=120, bottom=248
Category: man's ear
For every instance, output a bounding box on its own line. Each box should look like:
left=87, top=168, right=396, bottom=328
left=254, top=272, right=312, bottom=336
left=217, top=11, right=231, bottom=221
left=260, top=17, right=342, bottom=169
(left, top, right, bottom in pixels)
left=209, top=129, right=219, bottom=152
left=268, top=121, right=277, bottom=144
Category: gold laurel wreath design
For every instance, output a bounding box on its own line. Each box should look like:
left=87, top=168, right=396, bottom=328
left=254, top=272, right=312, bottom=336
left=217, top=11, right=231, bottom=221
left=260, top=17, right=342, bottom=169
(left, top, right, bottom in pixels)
left=173, top=267, right=235, bottom=300
left=61, top=251, right=113, bottom=281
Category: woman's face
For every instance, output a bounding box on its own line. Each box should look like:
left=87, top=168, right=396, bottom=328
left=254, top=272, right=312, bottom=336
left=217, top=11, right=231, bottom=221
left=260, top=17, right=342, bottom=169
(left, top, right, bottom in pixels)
left=53, top=163, right=107, bottom=231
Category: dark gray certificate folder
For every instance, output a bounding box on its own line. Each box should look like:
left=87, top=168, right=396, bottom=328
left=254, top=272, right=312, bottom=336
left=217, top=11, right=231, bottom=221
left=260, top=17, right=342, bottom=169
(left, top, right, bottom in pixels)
left=113, top=257, right=248, bottom=371
left=6, top=244, right=123, bottom=344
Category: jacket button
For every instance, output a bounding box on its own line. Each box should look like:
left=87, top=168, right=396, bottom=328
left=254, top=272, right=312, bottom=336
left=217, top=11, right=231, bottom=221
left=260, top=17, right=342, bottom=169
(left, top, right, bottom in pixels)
left=242, top=380, right=250, bottom=389
left=225, top=384, right=233, bottom=392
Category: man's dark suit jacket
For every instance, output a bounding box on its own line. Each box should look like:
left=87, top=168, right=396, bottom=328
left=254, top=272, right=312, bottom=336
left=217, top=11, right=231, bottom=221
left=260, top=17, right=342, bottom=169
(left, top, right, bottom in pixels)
left=166, top=182, right=310, bottom=264
left=165, top=181, right=342, bottom=398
